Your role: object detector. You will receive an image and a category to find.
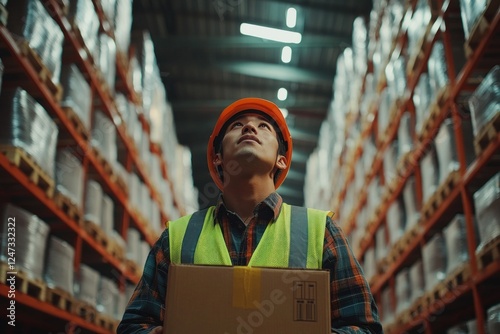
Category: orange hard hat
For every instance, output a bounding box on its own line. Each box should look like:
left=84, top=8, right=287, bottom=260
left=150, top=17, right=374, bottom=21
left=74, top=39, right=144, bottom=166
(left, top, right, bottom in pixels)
left=207, top=97, right=293, bottom=190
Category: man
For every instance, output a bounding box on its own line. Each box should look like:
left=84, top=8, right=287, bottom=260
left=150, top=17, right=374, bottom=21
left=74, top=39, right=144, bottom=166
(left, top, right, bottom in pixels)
left=118, top=98, right=383, bottom=333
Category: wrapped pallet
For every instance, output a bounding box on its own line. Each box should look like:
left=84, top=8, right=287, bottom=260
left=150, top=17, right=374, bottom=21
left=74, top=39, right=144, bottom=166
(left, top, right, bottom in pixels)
left=487, top=303, right=500, bottom=334
left=95, top=33, right=117, bottom=94
left=468, top=65, right=499, bottom=136
left=114, top=0, right=132, bottom=54
left=395, top=268, right=410, bottom=314
left=422, top=233, right=447, bottom=291
left=420, top=145, right=439, bottom=204
left=409, top=259, right=425, bottom=304
left=44, top=236, right=75, bottom=295
left=403, top=176, right=420, bottom=228
left=126, top=228, right=140, bottom=263
left=97, top=276, right=119, bottom=316
left=84, top=180, right=103, bottom=226
left=459, top=0, right=489, bottom=39
left=55, top=148, right=84, bottom=209
left=387, top=197, right=406, bottom=245
left=74, top=264, right=100, bottom=307
left=414, top=73, right=433, bottom=135
left=6, top=0, right=64, bottom=82
left=473, top=172, right=500, bottom=249
left=91, top=110, right=117, bottom=165
left=67, top=0, right=99, bottom=58
left=59, top=64, right=92, bottom=131
left=443, top=215, right=471, bottom=274
left=101, top=194, right=114, bottom=236
left=0, top=88, right=58, bottom=179
left=0, top=203, right=50, bottom=280
left=435, top=118, right=460, bottom=184
left=428, top=41, right=450, bottom=101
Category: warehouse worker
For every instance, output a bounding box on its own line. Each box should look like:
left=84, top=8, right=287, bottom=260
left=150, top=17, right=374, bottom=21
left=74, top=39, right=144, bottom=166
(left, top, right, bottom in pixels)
left=118, top=98, right=383, bottom=334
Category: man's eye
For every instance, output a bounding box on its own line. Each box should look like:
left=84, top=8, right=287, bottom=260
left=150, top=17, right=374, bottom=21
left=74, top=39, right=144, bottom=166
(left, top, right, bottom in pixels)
left=259, top=123, right=271, bottom=129
left=231, top=122, right=243, bottom=128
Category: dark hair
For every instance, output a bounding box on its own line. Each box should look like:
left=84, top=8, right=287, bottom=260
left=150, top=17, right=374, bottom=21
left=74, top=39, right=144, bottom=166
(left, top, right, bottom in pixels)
left=213, top=110, right=287, bottom=184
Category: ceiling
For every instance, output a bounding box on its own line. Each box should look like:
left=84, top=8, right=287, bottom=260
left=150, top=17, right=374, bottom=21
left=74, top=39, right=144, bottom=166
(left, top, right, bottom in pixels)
left=131, top=0, right=373, bottom=207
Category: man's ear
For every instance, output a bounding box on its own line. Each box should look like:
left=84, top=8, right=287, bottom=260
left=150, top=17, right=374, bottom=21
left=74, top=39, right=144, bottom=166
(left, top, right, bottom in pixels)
left=213, top=153, right=223, bottom=167
left=275, top=155, right=287, bottom=171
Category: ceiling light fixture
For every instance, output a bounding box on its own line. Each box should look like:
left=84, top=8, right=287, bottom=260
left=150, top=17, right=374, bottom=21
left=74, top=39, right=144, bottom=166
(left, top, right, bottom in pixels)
left=279, top=108, right=289, bottom=118
left=281, top=46, right=292, bottom=63
left=286, top=8, right=297, bottom=28
left=240, top=23, right=302, bottom=44
left=277, top=88, right=288, bottom=101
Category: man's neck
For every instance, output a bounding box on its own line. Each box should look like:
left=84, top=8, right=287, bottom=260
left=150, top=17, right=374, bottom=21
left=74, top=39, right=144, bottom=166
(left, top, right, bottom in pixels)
left=222, top=176, right=275, bottom=220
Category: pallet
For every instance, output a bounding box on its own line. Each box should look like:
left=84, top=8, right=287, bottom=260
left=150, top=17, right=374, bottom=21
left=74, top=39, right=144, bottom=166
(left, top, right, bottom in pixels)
left=438, top=263, right=471, bottom=298
left=387, top=224, right=421, bottom=266
left=106, top=238, right=125, bottom=261
left=0, top=145, right=55, bottom=198
left=110, top=173, right=129, bottom=195
left=72, top=300, right=97, bottom=323
left=464, top=0, right=500, bottom=58
left=124, top=259, right=140, bottom=277
left=421, top=170, right=460, bottom=220
left=82, top=220, right=109, bottom=249
left=476, top=235, right=500, bottom=270
left=96, top=313, right=116, bottom=331
left=408, top=295, right=425, bottom=320
left=17, top=41, right=63, bottom=102
left=91, top=146, right=115, bottom=178
left=53, top=191, right=83, bottom=224
left=0, top=3, right=8, bottom=26
left=0, top=262, right=46, bottom=301
left=61, top=107, right=90, bottom=140
left=474, top=112, right=500, bottom=156
left=45, top=286, right=74, bottom=312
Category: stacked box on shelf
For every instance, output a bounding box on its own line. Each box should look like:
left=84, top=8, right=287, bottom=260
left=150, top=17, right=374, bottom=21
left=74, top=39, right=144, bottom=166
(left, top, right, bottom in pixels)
left=95, top=33, right=117, bottom=95
left=387, top=197, right=406, bottom=246
left=362, top=247, right=376, bottom=281
left=403, top=176, right=420, bottom=229
left=395, top=268, right=410, bottom=315
left=435, top=119, right=461, bottom=183
left=381, top=285, right=394, bottom=326
left=100, top=0, right=117, bottom=27
left=473, top=172, right=500, bottom=250
left=84, top=179, right=103, bottom=226
left=488, top=304, right=500, bottom=334
left=0, top=203, right=50, bottom=280
left=55, top=148, right=84, bottom=209
left=91, top=110, right=117, bottom=166
left=407, top=0, right=432, bottom=62
left=409, top=259, right=425, bottom=305
left=44, top=236, right=75, bottom=295
left=96, top=276, right=119, bottom=318
left=0, top=88, right=59, bottom=179
left=420, top=145, right=439, bottom=205
left=74, top=264, right=100, bottom=307
left=428, top=41, right=450, bottom=100
left=362, top=135, right=376, bottom=175
left=6, top=0, right=64, bottom=83
left=377, top=88, right=392, bottom=136
left=113, top=0, right=132, bottom=55
left=414, top=73, right=433, bottom=136
left=101, top=194, right=114, bottom=236
left=352, top=16, right=368, bottom=82
left=59, top=64, right=92, bottom=132
left=367, top=176, right=382, bottom=220
left=67, top=0, right=99, bottom=58
left=126, top=228, right=140, bottom=264
left=468, top=65, right=499, bottom=137
left=443, top=215, right=471, bottom=275
left=398, top=111, right=413, bottom=159
left=384, top=141, right=399, bottom=185
left=127, top=54, right=143, bottom=97
left=422, top=233, right=447, bottom=292
left=459, top=0, right=491, bottom=40
left=375, top=225, right=388, bottom=264
left=447, top=319, right=477, bottom=334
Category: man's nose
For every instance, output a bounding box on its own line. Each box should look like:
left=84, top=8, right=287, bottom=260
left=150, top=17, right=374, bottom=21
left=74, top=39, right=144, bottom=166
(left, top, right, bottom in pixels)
left=242, top=122, right=257, bottom=133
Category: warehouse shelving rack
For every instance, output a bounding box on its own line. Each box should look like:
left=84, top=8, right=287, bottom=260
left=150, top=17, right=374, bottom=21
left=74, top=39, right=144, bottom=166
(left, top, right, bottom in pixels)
left=332, top=0, right=499, bottom=333
left=0, top=0, right=184, bottom=332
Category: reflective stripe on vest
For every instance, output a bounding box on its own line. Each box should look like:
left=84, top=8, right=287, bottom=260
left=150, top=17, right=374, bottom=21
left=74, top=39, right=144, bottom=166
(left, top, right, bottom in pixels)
left=169, top=203, right=327, bottom=269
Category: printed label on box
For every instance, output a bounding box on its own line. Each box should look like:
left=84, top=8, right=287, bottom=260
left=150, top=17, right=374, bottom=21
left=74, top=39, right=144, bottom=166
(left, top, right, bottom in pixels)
left=293, top=281, right=317, bottom=322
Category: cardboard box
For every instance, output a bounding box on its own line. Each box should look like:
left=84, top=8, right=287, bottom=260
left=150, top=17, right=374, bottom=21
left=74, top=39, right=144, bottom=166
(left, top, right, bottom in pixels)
left=164, top=264, right=330, bottom=334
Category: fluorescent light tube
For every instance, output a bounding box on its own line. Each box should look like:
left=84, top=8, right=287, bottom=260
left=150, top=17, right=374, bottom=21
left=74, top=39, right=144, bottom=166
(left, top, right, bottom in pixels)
left=277, top=88, right=288, bottom=101
left=281, top=46, right=292, bottom=63
left=286, top=8, right=297, bottom=28
left=240, top=23, right=302, bottom=44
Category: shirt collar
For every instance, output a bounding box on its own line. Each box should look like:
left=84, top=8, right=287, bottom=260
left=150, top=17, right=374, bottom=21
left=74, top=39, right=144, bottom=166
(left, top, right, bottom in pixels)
left=214, top=192, right=283, bottom=224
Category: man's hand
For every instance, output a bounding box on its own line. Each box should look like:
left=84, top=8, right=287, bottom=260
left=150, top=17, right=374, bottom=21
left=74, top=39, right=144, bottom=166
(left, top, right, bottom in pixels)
left=151, top=326, right=163, bottom=334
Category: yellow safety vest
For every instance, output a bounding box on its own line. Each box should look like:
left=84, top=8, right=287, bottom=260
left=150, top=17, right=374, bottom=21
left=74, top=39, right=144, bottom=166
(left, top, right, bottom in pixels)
left=168, top=203, right=329, bottom=269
